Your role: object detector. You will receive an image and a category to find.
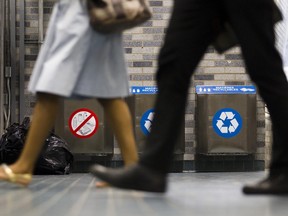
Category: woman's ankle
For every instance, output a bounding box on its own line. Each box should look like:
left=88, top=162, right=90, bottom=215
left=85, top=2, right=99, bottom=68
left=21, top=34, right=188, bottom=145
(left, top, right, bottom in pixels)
left=9, top=163, right=33, bottom=174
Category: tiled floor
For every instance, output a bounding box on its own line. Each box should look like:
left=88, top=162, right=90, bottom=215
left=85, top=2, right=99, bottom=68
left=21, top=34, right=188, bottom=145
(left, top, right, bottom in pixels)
left=0, top=172, right=287, bottom=216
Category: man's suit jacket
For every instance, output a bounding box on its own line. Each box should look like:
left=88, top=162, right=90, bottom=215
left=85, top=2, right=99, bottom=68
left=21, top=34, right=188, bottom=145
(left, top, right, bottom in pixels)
left=213, top=1, right=282, bottom=53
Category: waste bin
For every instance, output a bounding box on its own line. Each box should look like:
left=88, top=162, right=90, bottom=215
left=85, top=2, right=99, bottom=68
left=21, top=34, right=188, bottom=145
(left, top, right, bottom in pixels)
left=126, top=86, right=185, bottom=154
left=55, top=99, right=114, bottom=155
left=195, top=85, right=257, bottom=171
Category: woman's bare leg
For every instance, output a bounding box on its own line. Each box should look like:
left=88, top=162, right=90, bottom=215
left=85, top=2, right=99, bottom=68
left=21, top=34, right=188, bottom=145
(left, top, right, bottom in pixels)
left=98, top=98, right=138, bottom=165
left=0, top=93, right=60, bottom=182
left=96, top=98, right=138, bottom=187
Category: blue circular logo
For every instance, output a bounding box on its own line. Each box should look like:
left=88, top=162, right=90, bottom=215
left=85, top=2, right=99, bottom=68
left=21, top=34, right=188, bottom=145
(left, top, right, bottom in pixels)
left=212, top=108, right=242, bottom=138
left=140, top=109, right=155, bottom=135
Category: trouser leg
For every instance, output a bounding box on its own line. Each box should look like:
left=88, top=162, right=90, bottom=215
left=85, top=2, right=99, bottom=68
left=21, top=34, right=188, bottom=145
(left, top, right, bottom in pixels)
left=224, top=0, right=288, bottom=175
left=140, top=0, right=218, bottom=173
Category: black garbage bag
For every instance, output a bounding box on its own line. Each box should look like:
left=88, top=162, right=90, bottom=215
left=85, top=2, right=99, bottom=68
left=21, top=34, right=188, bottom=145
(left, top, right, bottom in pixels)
left=0, top=117, right=73, bottom=174
left=35, top=132, right=74, bottom=174
left=0, top=117, right=30, bottom=164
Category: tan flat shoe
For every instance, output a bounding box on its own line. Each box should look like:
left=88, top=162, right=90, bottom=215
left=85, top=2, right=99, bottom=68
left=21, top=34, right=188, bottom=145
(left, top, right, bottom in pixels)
left=0, top=164, right=32, bottom=187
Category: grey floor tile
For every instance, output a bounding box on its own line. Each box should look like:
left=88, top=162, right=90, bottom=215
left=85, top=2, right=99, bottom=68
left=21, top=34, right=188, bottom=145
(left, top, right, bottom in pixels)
left=0, top=172, right=287, bottom=216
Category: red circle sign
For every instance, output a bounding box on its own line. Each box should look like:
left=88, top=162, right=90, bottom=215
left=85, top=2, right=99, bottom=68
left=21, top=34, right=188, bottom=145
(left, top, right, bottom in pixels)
left=68, top=108, right=99, bottom=138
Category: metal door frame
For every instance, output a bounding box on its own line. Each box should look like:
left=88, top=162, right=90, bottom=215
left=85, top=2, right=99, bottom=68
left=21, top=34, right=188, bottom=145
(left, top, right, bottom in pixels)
left=0, top=0, right=5, bottom=133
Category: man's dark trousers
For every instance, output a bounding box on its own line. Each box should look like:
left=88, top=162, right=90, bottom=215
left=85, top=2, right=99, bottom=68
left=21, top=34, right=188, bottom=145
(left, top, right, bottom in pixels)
left=140, top=0, right=288, bottom=176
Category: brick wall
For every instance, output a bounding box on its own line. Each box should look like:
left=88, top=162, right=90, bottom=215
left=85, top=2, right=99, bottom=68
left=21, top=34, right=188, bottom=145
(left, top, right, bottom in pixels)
left=21, top=0, right=266, bottom=170
left=23, top=0, right=56, bottom=115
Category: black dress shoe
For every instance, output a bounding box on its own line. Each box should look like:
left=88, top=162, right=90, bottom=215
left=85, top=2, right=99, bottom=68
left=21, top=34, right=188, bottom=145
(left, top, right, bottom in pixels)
left=89, top=164, right=167, bottom=193
left=243, top=174, right=288, bottom=195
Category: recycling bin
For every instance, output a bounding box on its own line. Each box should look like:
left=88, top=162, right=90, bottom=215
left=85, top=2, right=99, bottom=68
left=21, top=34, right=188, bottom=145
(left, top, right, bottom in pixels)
left=127, top=86, right=185, bottom=154
left=55, top=99, right=114, bottom=155
left=196, top=85, right=257, bottom=154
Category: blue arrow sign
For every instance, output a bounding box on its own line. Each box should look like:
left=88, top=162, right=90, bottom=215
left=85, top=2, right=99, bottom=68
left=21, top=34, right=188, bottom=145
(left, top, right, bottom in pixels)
left=196, top=85, right=256, bottom=94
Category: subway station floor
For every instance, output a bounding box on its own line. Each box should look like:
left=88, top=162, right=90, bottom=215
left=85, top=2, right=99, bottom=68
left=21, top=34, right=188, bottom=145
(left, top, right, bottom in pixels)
left=0, top=171, right=287, bottom=216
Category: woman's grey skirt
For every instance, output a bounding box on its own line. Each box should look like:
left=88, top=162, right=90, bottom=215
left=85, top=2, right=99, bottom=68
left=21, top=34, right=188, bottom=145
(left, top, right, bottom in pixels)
left=28, top=0, right=129, bottom=98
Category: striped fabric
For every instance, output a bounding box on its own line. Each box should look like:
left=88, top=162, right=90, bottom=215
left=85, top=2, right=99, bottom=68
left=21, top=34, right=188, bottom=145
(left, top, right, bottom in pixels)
left=275, top=0, right=288, bottom=76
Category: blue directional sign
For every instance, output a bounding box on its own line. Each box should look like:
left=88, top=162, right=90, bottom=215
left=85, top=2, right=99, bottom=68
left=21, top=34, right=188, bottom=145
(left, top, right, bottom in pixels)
left=212, top=108, right=242, bottom=138
left=196, top=85, right=256, bottom=94
left=130, top=86, right=158, bottom=94
left=140, top=109, right=155, bottom=135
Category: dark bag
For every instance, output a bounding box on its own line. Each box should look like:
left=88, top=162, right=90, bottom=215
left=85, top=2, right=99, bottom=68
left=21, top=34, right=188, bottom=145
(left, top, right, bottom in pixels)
left=0, top=117, right=74, bottom=175
left=86, top=0, right=152, bottom=33
left=35, top=132, right=74, bottom=175
left=0, top=117, right=30, bottom=165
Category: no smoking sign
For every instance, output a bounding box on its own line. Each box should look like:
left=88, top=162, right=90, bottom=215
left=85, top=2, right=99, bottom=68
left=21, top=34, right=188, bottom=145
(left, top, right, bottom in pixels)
left=68, top=108, right=99, bottom=138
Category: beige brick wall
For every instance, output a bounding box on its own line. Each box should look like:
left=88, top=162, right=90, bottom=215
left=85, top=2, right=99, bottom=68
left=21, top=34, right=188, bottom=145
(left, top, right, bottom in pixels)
left=20, top=0, right=266, bottom=167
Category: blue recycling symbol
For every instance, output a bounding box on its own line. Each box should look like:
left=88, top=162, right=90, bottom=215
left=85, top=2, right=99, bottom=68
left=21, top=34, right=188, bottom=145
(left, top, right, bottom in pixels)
left=212, top=108, right=242, bottom=138
left=140, top=109, right=155, bottom=135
